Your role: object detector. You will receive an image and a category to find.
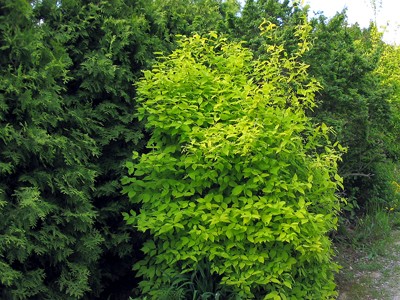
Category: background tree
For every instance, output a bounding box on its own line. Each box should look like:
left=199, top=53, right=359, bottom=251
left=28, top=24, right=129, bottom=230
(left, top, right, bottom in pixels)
left=374, top=41, right=400, bottom=158
left=149, top=0, right=240, bottom=44
left=231, top=0, right=308, bottom=58
left=304, top=13, right=396, bottom=211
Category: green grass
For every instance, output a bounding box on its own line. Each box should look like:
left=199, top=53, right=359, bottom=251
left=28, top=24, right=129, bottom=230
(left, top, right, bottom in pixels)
left=335, top=211, right=400, bottom=299
left=337, top=209, right=393, bottom=256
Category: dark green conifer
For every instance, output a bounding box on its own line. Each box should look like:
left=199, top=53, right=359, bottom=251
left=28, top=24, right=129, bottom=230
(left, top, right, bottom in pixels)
left=304, top=13, right=394, bottom=208
left=0, top=0, right=102, bottom=298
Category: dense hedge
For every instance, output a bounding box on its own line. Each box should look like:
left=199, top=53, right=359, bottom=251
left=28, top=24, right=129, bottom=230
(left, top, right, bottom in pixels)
left=0, top=0, right=146, bottom=298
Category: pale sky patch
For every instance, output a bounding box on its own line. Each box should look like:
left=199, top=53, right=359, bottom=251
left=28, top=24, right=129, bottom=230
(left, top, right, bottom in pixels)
left=304, top=0, right=400, bottom=44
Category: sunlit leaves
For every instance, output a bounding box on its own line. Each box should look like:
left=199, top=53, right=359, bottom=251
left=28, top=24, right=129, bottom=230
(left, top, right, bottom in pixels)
left=124, top=23, right=343, bottom=299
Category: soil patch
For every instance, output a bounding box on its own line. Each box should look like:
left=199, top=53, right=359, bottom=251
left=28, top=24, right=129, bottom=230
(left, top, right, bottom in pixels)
left=336, top=231, right=400, bottom=300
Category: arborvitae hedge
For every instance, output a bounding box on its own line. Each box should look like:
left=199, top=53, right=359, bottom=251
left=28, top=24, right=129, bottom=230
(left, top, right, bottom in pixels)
left=0, top=0, right=155, bottom=298
left=0, top=0, right=102, bottom=298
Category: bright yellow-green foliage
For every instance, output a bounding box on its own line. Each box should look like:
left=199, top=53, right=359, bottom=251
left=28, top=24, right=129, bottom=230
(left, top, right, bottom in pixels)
left=377, top=43, right=400, bottom=88
left=123, top=22, right=344, bottom=299
left=376, top=43, right=400, bottom=144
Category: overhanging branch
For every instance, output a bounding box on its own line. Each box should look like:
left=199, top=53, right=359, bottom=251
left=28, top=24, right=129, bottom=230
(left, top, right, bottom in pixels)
left=341, top=173, right=374, bottom=178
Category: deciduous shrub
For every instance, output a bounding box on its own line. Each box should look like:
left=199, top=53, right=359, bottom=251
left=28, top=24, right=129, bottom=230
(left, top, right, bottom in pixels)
left=123, top=22, right=344, bottom=299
